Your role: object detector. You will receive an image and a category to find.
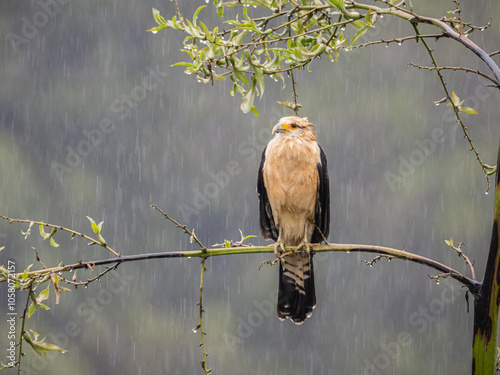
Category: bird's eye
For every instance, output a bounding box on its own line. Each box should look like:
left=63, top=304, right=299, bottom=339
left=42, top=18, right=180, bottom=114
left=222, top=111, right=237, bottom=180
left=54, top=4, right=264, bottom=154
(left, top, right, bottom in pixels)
left=291, top=124, right=298, bottom=129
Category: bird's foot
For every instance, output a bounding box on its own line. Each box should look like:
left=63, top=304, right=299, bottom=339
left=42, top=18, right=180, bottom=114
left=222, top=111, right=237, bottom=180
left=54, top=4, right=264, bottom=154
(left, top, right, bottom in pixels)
left=296, top=241, right=312, bottom=254
left=273, top=240, right=286, bottom=258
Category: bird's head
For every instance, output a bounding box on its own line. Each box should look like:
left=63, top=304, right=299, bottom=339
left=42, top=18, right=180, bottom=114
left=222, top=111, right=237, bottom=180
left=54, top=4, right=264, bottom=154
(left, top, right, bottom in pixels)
left=272, top=116, right=316, bottom=141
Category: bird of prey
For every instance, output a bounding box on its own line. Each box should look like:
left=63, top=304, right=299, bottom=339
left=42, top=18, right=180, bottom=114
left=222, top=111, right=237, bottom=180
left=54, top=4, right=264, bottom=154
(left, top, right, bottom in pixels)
left=257, top=116, right=330, bottom=324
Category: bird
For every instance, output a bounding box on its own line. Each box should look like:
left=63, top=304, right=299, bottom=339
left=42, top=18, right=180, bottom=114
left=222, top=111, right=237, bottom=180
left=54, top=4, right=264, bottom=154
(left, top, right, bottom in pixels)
left=257, top=116, right=330, bottom=324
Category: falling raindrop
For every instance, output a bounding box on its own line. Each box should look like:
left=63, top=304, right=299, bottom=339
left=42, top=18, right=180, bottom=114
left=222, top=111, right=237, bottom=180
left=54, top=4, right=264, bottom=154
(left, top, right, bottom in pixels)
left=151, top=30, right=158, bottom=35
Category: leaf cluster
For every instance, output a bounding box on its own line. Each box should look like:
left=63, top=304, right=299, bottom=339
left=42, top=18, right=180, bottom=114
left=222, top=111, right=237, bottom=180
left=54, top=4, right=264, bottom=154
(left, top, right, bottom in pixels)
left=148, top=1, right=377, bottom=114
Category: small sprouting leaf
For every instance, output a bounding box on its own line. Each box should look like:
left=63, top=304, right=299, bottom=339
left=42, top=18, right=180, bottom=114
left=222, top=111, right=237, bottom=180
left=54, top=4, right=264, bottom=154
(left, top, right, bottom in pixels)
left=23, top=330, right=68, bottom=356
left=449, top=91, right=462, bottom=107
left=152, top=8, right=168, bottom=27
left=147, top=8, right=169, bottom=33
left=434, top=97, right=447, bottom=105
left=49, top=235, right=60, bottom=248
left=39, top=222, right=50, bottom=239
left=192, top=323, right=201, bottom=333
left=22, top=221, right=35, bottom=239
left=37, top=285, right=49, bottom=304
left=224, top=240, right=231, bottom=248
left=27, top=302, right=38, bottom=318
left=444, top=238, right=453, bottom=248
left=38, top=303, right=50, bottom=310
left=459, top=107, right=478, bottom=115
left=87, top=216, right=106, bottom=245
left=22, top=265, right=32, bottom=280
left=277, top=101, right=302, bottom=110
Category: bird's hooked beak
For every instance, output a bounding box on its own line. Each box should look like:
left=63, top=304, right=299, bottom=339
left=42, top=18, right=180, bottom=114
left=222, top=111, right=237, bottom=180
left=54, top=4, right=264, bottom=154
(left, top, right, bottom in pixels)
left=272, top=123, right=286, bottom=134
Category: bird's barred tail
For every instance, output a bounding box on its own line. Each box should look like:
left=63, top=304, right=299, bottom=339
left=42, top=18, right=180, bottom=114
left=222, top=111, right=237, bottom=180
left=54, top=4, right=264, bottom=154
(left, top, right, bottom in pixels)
left=277, top=252, right=316, bottom=324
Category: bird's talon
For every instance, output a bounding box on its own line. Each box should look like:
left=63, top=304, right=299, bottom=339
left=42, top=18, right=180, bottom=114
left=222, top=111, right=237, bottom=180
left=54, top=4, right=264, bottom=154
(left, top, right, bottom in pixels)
left=273, top=241, right=286, bottom=258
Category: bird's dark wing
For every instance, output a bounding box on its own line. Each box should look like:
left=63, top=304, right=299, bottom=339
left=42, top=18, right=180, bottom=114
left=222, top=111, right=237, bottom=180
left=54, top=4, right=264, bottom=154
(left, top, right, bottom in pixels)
left=311, top=144, right=330, bottom=243
left=257, top=146, right=278, bottom=241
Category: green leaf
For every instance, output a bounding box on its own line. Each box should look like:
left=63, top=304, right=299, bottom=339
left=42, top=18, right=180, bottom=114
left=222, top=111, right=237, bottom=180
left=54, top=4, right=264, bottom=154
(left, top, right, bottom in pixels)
left=49, top=237, right=59, bottom=247
left=87, top=216, right=106, bottom=246
left=147, top=8, right=169, bottom=33
left=350, top=24, right=371, bottom=45
left=254, top=66, right=265, bottom=97
left=22, top=221, right=35, bottom=239
left=27, top=302, right=38, bottom=318
left=23, top=331, right=68, bottom=356
left=39, top=222, right=50, bottom=239
left=277, top=101, right=302, bottom=110
left=450, top=91, right=461, bottom=107
left=152, top=8, right=168, bottom=27
left=325, top=0, right=361, bottom=20
left=37, top=285, right=49, bottom=304
left=22, top=265, right=32, bottom=280
left=216, top=1, right=224, bottom=17
left=233, top=68, right=249, bottom=87
left=172, top=62, right=196, bottom=68
left=192, top=5, right=206, bottom=27
left=240, top=89, right=255, bottom=114
left=460, top=107, right=479, bottom=115
left=200, top=21, right=210, bottom=39
left=87, top=216, right=100, bottom=234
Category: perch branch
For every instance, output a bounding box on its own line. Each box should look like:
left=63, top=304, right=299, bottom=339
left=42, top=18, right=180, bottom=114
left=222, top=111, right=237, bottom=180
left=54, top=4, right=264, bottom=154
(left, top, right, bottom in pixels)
left=0, top=243, right=480, bottom=295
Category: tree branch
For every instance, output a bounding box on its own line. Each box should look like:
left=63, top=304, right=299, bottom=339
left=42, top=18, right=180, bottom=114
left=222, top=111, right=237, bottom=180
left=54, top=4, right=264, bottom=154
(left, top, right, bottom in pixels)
left=0, top=242, right=480, bottom=294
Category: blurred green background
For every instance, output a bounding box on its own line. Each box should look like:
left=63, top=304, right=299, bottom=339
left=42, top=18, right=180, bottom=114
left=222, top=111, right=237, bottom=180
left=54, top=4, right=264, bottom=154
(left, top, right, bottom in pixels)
left=1, top=1, right=499, bottom=374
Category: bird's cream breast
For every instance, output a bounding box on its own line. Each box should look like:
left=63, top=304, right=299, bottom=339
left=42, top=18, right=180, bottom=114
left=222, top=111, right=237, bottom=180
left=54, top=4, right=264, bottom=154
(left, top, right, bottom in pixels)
left=263, top=137, right=321, bottom=217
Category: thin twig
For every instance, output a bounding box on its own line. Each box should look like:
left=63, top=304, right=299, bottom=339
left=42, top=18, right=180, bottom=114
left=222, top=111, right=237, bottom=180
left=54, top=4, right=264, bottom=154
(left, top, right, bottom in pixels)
left=361, top=254, right=394, bottom=266
left=429, top=272, right=452, bottom=283
left=452, top=0, right=464, bottom=35
left=198, top=259, right=210, bottom=375
left=17, top=282, right=33, bottom=375
left=351, top=33, right=446, bottom=49
left=412, top=23, right=490, bottom=192
left=0, top=215, right=119, bottom=257
left=407, top=63, right=499, bottom=86
left=151, top=203, right=207, bottom=253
